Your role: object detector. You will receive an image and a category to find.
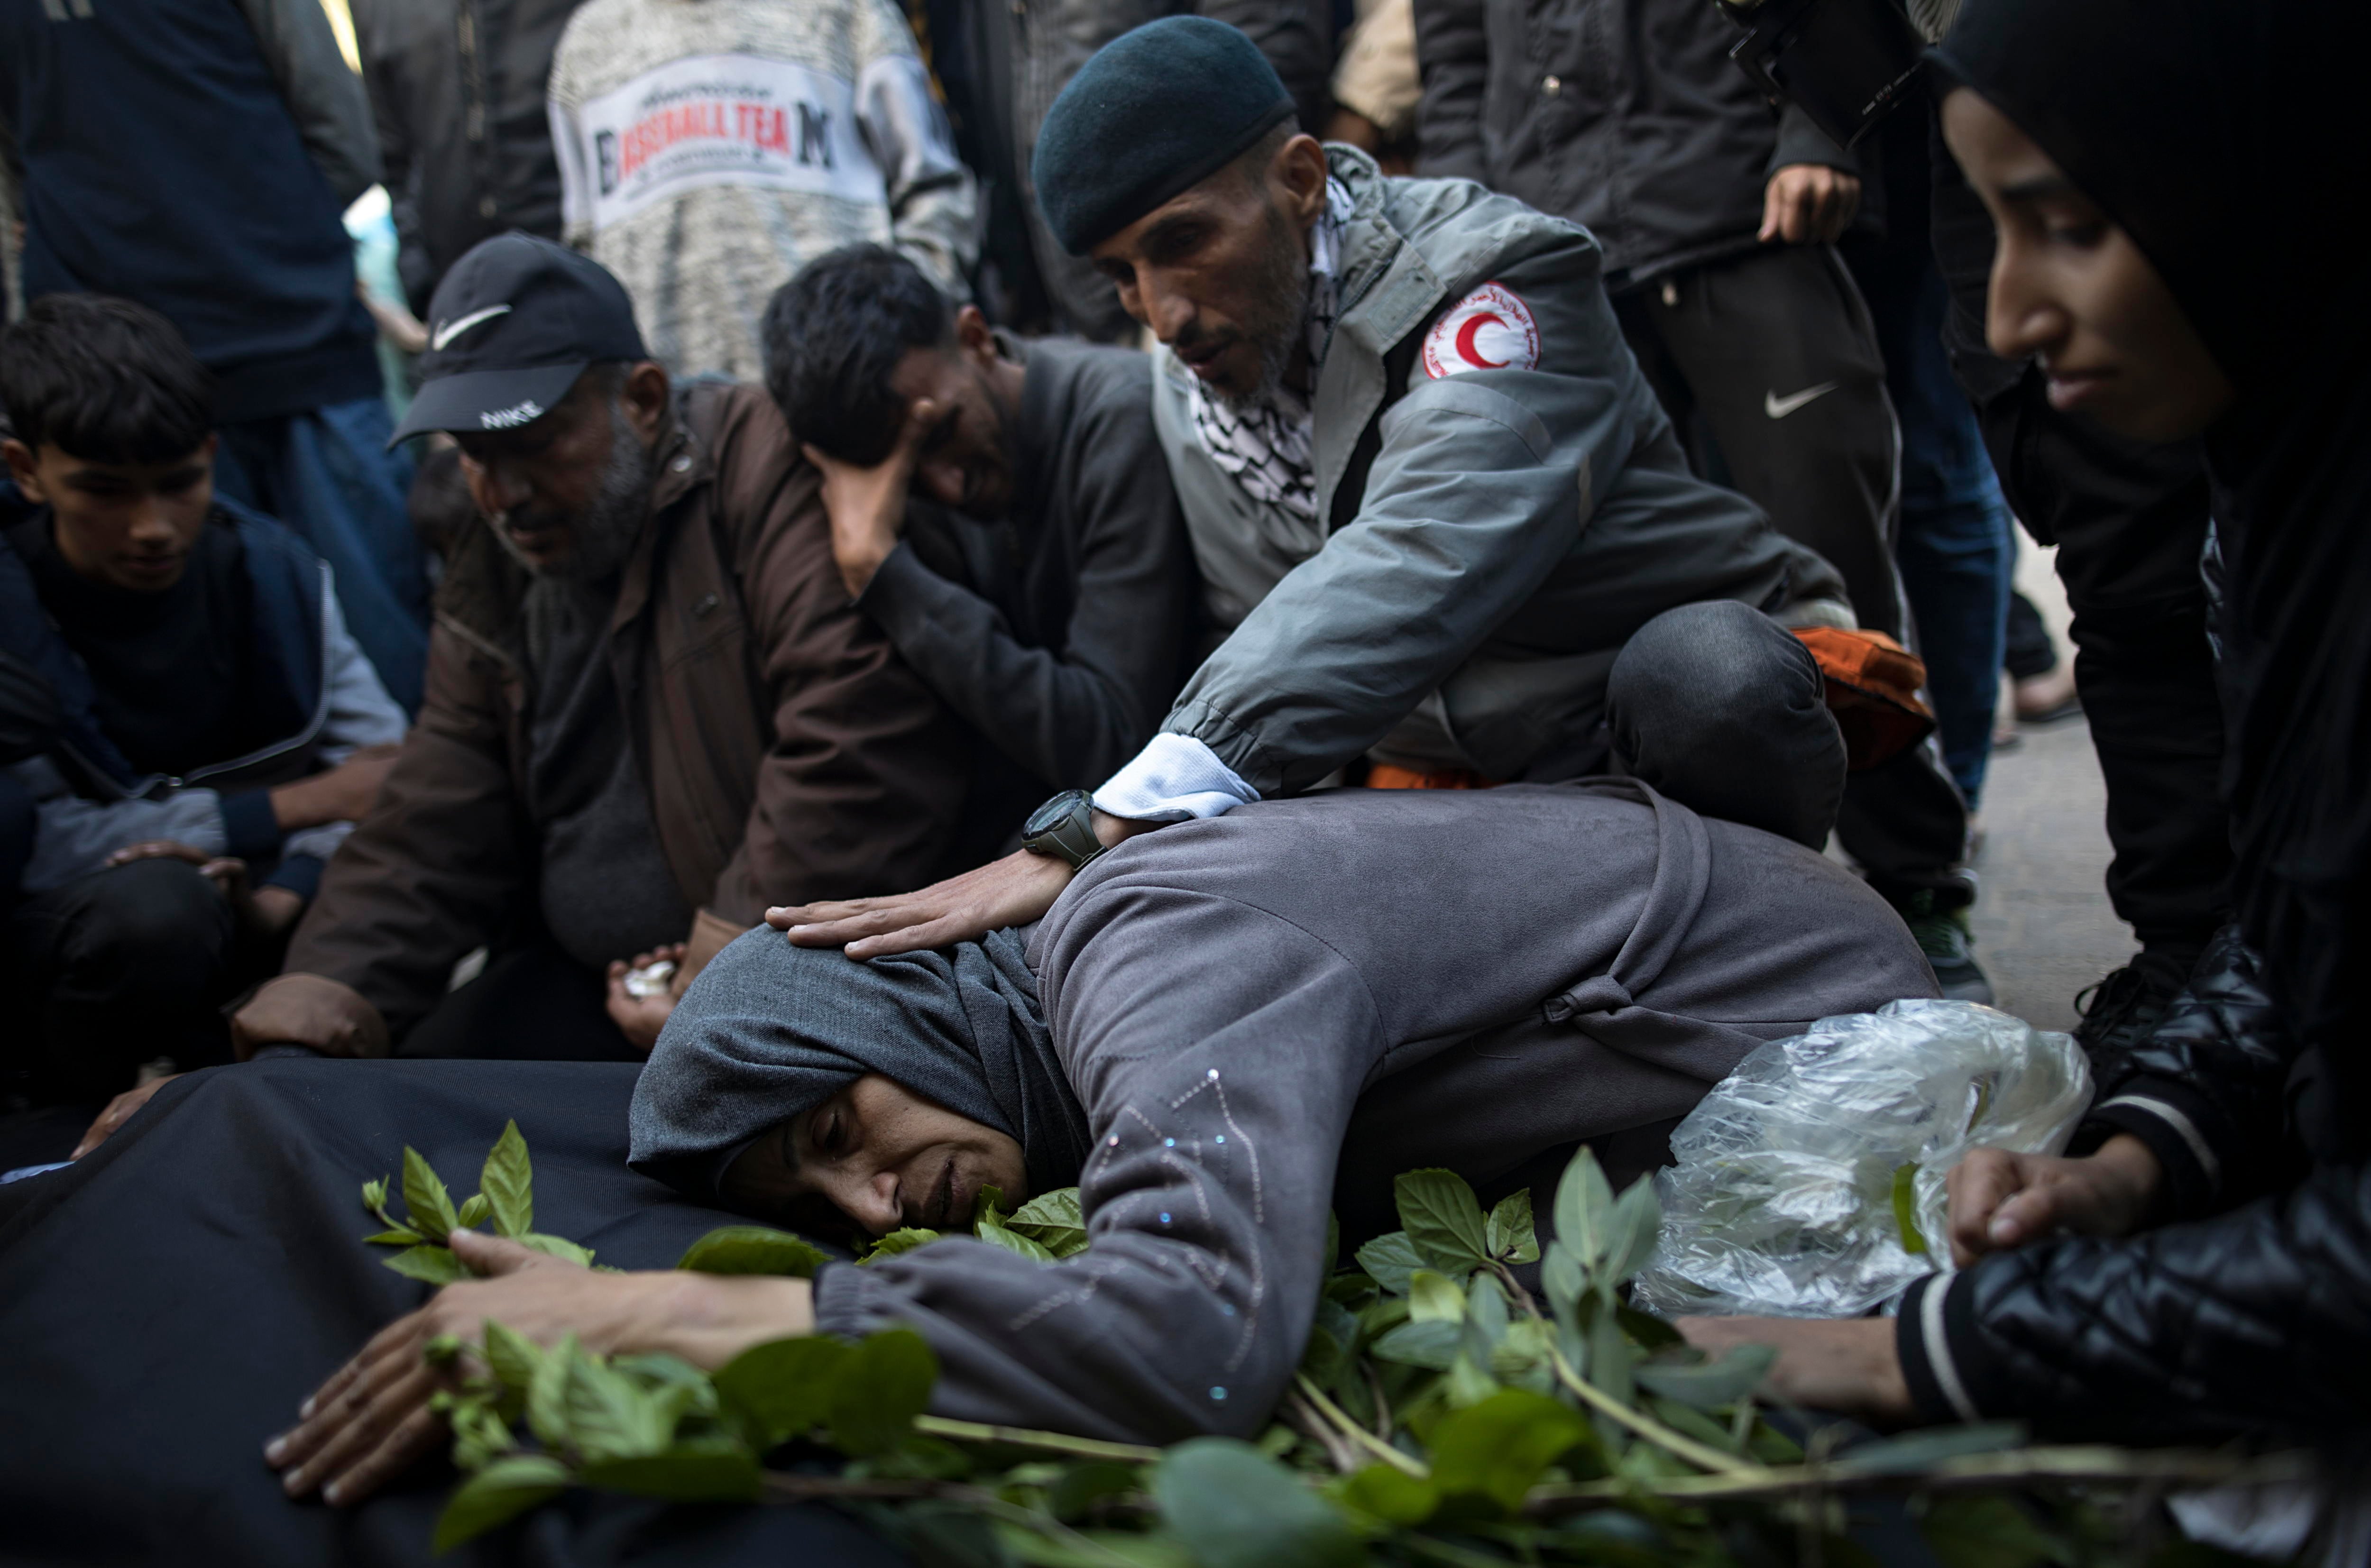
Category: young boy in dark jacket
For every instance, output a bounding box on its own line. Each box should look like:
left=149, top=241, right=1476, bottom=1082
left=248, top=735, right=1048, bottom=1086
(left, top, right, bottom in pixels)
left=0, top=295, right=407, bottom=1108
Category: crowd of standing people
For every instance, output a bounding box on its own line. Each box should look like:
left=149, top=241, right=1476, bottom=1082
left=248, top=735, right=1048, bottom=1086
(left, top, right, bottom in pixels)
left=1, top=0, right=2362, bottom=1560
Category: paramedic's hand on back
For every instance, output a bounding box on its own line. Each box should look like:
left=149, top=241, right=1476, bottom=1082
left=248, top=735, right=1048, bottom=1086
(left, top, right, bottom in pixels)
left=769, top=811, right=1156, bottom=959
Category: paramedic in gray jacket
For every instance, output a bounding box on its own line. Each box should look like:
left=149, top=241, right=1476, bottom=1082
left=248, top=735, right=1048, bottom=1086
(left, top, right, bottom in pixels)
left=0, top=297, right=405, bottom=1108
left=766, top=17, right=1881, bottom=966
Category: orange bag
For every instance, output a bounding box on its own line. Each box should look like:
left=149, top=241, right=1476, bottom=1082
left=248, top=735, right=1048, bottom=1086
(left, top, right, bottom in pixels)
left=1791, top=626, right=1934, bottom=771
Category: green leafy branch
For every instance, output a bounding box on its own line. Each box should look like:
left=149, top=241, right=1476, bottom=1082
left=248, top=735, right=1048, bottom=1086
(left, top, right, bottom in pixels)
left=374, top=1124, right=2300, bottom=1565
left=359, top=1121, right=596, bottom=1282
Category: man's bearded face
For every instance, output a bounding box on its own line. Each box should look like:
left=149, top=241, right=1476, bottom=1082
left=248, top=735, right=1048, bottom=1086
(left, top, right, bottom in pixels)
left=454, top=374, right=657, bottom=582
left=1088, top=160, right=1316, bottom=408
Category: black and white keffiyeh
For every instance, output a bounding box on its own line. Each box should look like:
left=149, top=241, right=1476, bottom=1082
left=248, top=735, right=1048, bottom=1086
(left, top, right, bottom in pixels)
left=1187, top=179, right=1354, bottom=524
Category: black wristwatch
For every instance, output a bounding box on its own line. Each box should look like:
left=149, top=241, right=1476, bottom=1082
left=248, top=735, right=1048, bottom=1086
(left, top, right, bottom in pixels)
left=1020, top=789, right=1108, bottom=871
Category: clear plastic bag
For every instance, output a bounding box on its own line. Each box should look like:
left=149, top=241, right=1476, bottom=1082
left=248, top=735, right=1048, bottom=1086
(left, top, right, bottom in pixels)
left=1630, top=999, right=2091, bottom=1320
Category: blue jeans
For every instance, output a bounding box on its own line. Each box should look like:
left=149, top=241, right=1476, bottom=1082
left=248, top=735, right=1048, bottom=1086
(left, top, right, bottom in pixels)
left=215, top=397, right=429, bottom=713
left=1883, top=268, right=2012, bottom=807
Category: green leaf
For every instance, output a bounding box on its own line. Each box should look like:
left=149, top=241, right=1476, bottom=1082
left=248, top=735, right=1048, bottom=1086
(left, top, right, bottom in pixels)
left=611, top=1350, right=714, bottom=1396
left=995, top=1523, right=1195, bottom=1568
left=447, top=1395, right=520, bottom=1471
left=1598, top=1176, right=1661, bottom=1288
left=1300, top=1296, right=1360, bottom=1387
left=712, top=1335, right=851, bottom=1449
left=361, top=1175, right=389, bottom=1219
left=1634, top=1345, right=1776, bottom=1410
left=1552, top=1147, right=1615, bottom=1270
left=1045, top=1459, right=1142, bottom=1522
left=1394, top=1168, right=1493, bottom=1273
left=1588, top=1293, right=1634, bottom=1407
left=456, top=1193, right=490, bottom=1230
left=861, top=1227, right=943, bottom=1262
left=1832, top=1422, right=2027, bottom=1476
left=1357, top=1294, right=1408, bottom=1341
left=1491, top=1316, right=1557, bottom=1392
left=1352, top=1232, right=1424, bottom=1296
left=1445, top=1349, right=1500, bottom=1409
left=1540, top=1241, right=1587, bottom=1332
left=402, top=1146, right=460, bottom=1242
left=1650, top=1396, right=1742, bottom=1455
left=1917, top=1495, right=2067, bottom=1568
left=1406, top=1270, right=1465, bottom=1325
left=1151, top=1438, right=1365, bottom=1568
left=1370, top=1318, right=1460, bottom=1371
left=1339, top=1462, right=1439, bottom=1526
left=561, top=1342, right=681, bottom=1464
left=826, top=1328, right=937, bottom=1456
left=432, top=1452, right=572, bottom=1552
left=524, top=1333, right=575, bottom=1449
left=1460, top=1272, right=1509, bottom=1373
left=482, top=1320, right=543, bottom=1392
left=1006, top=1187, right=1090, bottom=1257
left=1616, top=1302, right=1685, bottom=1349
left=1428, top=1388, right=1591, bottom=1514
left=481, top=1119, right=533, bottom=1238
left=362, top=1228, right=425, bottom=1247
left=675, top=1225, right=830, bottom=1276
left=975, top=1213, right=1059, bottom=1263
left=1892, top=1161, right=1929, bottom=1256
left=974, top=1183, right=1011, bottom=1229
left=1485, top=1188, right=1540, bottom=1264
left=579, top=1436, right=762, bottom=1502
left=519, top=1232, right=594, bottom=1266
left=383, top=1245, right=469, bottom=1284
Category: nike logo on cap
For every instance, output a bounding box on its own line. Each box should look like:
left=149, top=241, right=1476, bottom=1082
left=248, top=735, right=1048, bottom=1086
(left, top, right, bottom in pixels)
left=1764, top=382, right=1839, bottom=419
left=431, top=304, right=513, bottom=352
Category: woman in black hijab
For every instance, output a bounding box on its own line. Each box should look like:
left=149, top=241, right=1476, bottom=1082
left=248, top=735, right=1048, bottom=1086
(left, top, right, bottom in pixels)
left=1687, top=0, right=2371, bottom=1446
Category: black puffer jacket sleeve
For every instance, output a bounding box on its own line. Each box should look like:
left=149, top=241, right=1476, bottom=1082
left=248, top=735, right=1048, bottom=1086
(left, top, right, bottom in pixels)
left=1893, top=1165, right=2371, bottom=1444
left=2068, top=925, right=2303, bottom=1218
left=1892, top=926, right=2367, bottom=1443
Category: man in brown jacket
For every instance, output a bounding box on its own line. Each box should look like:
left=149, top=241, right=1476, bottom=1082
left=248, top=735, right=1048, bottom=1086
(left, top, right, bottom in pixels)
left=75, top=236, right=970, bottom=1144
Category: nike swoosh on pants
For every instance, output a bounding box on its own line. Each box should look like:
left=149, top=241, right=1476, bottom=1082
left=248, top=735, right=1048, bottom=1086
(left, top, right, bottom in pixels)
left=1764, top=382, right=1840, bottom=419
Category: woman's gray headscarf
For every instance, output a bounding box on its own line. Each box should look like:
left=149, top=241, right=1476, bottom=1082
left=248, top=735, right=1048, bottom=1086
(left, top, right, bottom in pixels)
left=628, top=927, right=1094, bottom=1203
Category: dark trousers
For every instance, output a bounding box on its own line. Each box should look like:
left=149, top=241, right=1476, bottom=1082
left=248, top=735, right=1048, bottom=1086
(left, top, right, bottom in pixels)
left=1853, top=252, right=2015, bottom=809
left=2003, top=588, right=2059, bottom=681
left=395, top=937, right=644, bottom=1063
left=1976, top=366, right=2230, bottom=952
left=2, top=858, right=240, bottom=1102
left=1616, top=245, right=1972, bottom=908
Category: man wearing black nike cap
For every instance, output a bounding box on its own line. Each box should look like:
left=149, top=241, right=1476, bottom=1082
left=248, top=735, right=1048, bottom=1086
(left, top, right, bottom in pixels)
left=133, top=234, right=975, bottom=1090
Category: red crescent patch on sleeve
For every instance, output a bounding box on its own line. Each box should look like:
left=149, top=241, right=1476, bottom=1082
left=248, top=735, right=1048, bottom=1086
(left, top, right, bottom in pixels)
left=1422, top=282, right=1540, bottom=380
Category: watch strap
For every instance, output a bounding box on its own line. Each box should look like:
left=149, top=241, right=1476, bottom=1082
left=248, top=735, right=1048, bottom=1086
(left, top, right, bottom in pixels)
left=1022, top=791, right=1108, bottom=870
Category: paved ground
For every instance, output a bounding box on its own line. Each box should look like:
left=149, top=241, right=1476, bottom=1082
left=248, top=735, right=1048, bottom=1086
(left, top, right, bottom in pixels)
left=1961, top=546, right=2135, bottom=1033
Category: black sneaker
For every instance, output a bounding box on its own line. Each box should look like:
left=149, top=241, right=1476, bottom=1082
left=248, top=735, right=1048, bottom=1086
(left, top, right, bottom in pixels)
left=2074, top=947, right=2196, bottom=1067
left=1905, top=904, right=1994, bottom=1005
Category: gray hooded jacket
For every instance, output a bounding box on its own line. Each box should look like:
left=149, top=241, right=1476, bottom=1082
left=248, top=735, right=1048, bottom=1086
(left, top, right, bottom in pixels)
left=643, top=782, right=1936, bottom=1443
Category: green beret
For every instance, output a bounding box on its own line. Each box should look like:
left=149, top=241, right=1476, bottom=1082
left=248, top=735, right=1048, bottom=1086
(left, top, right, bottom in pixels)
left=1032, top=17, right=1296, bottom=256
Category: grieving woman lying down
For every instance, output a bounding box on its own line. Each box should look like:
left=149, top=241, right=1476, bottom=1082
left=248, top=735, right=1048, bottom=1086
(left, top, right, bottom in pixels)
left=257, top=782, right=1933, bottom=1520
left=0, top=783, right=1928, bottom=1562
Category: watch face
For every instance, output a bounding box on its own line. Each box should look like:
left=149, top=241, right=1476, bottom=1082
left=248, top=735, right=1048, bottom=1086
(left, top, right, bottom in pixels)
left=1025, top=791, right=1082, bottom=839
